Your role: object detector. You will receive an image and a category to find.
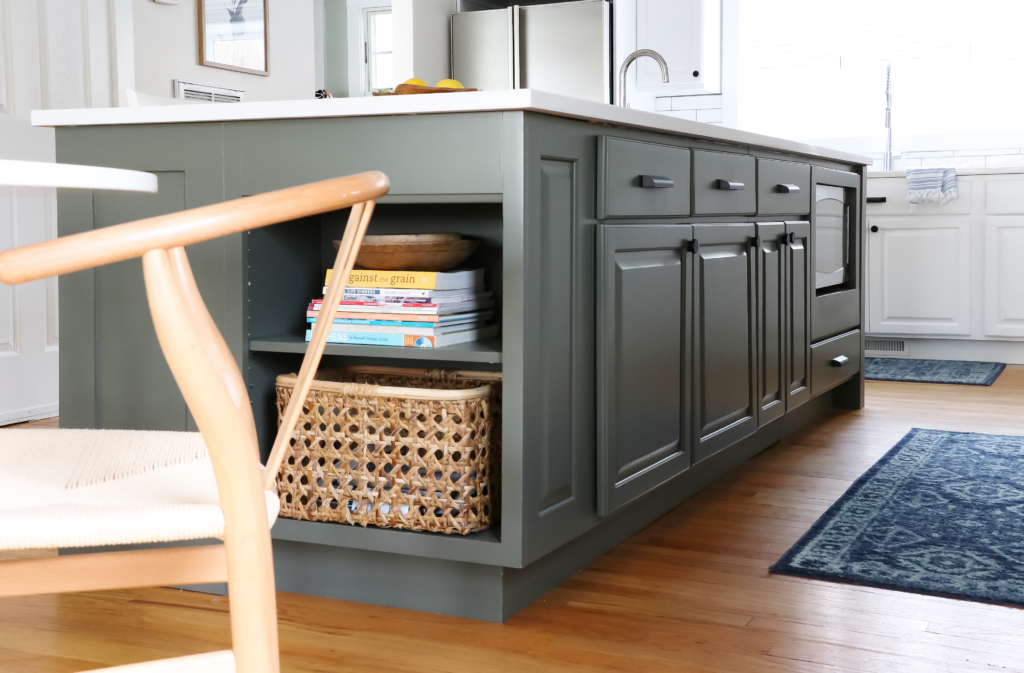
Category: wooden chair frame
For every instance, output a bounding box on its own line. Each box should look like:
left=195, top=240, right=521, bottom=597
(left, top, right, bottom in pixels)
left=0, top=171, right=389, bottom=672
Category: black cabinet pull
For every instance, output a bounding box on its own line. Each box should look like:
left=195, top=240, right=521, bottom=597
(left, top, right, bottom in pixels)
left=755, top=235, right=763, bottom=249
left=640, top=175, right=674, bottom=189
left=715, top=179, right=745, bottom=190
left=871, top=225, right=879, bottom=233
left=830, top=355, right=850, bottom=367
left=777, top=183, right=801, bottom=193
left=867, top=196, right=887, bottom=203
left=691, top=239, right=700, bottom=255
left=788, top=231, right=796, bottom=244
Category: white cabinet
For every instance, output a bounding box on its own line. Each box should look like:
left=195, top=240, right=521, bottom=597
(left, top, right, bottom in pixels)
left=867, top=170, right=1024, bottom=350
left=985, top=177, right=1024, bottom=337
left=867, top=216, right=972, bottom=336
left=633, top=0, right=721, bottom=95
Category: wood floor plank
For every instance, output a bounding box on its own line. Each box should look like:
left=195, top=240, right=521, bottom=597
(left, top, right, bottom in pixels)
left=2, top=370, right=1024, bottom=671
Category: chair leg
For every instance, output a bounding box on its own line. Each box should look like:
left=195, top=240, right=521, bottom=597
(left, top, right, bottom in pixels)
left=225, top=519, right=279, bottom=673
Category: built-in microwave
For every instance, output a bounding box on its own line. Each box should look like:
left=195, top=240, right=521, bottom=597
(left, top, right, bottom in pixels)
left=815, top=185, right=849, bottom=291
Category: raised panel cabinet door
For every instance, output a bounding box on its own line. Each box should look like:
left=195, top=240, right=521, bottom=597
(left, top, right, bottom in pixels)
left=867, top=215, right=971, bottom=336
left=756, top=223, right=785, bottom=426
left=785, top=221, right=812, bottom=411
left=692, top=223, right=757, bottom=463
left=984, top=215, right=1024, bottom=337
left=596, top=224, right=692, bottom=516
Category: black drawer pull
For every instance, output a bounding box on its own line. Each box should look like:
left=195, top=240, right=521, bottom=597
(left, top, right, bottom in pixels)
left=715, top=179, right=745, bottom=190
left=787, top=231, right=796, bottom=244
left=777, top=183, right=801, bottom=193
left=691, top=239, right=700, bottom=255
left=640, top=175, right=674, bottom=189
left=867, top=196, right=887, bottom=203
left=831, top=355, right=850, bottom=367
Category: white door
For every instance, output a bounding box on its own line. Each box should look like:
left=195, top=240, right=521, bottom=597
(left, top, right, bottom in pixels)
left=0, top=0, right=127, bottom=425
left=984, top=177, right=1024, bottom=337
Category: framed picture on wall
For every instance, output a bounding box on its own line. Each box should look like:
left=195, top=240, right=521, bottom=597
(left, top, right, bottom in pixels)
left=199, top=0, right=269, bottom=76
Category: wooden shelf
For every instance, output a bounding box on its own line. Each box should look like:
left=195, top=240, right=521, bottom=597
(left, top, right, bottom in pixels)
left=249, top=333, right=502, bottom=364
left=271, top=518, right=506, bottom=565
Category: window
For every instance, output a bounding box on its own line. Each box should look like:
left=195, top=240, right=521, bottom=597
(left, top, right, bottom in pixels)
left=737, top=0, right=1024, bottom=143
left=365, top=8, right=393, bottom=94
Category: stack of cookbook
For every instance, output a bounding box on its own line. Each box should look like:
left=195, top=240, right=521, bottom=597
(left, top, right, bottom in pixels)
left=306, top=268, right=499, bottom=348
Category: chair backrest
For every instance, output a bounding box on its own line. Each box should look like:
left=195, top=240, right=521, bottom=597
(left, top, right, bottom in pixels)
left=0, top=172, right=389, bottom=516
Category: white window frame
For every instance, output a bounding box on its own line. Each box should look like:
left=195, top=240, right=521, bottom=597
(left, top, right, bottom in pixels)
left=346, top=0, right=392, bottom=97
left=365, top=8, right=393, bottom=94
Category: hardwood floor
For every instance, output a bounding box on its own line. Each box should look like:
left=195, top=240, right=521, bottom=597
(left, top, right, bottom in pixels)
left=3, top=371, right=1024, bottom=672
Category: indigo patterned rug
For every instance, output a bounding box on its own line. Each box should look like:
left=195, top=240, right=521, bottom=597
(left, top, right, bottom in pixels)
left=865, top=357, right=1005, bottom=386
left=771, top=428, right=1024, bottom=608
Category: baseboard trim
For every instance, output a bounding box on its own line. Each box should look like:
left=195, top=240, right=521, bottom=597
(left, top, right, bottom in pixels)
left=865, top=337, right=1024, bottom=364
left=0, top=404, right=59, bottom=427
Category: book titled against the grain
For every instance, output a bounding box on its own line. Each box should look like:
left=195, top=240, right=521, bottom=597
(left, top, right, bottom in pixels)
left=324, top=268, right=483, bottom=290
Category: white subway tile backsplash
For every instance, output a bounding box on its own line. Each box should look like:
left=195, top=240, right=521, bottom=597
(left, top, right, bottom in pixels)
left=920, top=156, right=985, bottom=168
left=661, top=109, right=698, bottom=121
left=671, top=95, right=724, bottom=111
left=696, top=109, right=724, bottom=123
left=655, top=97, right=672, bottom=112
left=903, top=150, right=954, bottom=159
left=986, top=154, right=1024, bottom=168
left=892, top=157, right=921, bottom=170
left=957, top=148, right=1018, bottom=156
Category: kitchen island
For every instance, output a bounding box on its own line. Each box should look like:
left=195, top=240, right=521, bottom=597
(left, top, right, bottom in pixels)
left=34, top=90, right=869, bottom=621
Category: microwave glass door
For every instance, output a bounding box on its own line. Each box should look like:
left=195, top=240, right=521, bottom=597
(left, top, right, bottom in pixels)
left=815, top=185, right=847, bottom=290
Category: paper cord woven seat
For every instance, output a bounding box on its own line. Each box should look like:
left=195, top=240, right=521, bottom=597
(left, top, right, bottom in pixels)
left=0, top=429, right=279, bottom=551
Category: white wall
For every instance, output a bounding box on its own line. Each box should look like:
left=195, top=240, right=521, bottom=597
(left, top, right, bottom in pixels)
left=132, top=0, right=315, bottom=102
left=324, top=0, right=349, bottom=96
left=392, top=0, right=456, bottom=86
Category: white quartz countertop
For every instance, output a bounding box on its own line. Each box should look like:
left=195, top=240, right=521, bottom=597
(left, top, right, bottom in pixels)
left=869, top=167, right=1024, bottom=178
left=32, top=89, right=870, bottom=166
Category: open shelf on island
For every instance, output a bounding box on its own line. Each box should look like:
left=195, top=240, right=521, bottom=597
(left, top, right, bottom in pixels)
left=249, top=333, right=502, bottom=364
left=272, top=518, right=505, bottom=565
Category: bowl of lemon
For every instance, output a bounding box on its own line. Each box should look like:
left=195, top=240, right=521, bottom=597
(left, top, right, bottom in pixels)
left=378, top=78, right=477, bottom=96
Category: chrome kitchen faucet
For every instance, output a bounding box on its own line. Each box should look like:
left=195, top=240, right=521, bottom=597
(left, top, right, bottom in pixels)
left=618, top=49, right=669, bottom=107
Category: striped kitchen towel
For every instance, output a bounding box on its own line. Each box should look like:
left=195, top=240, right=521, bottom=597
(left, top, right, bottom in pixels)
left=905, top=166, right=958, bottom=211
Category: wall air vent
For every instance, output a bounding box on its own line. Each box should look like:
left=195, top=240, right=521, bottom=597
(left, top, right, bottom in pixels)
left=173, top=80, right=245, bottom=103
left=865, top=338, right=907, bottom=355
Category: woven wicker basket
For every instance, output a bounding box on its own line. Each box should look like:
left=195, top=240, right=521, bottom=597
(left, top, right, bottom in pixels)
left=275, top=366, right=501, bottom=535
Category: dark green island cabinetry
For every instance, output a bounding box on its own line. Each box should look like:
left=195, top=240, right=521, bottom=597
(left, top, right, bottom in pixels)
left=49, top=101, right=868, bottom=622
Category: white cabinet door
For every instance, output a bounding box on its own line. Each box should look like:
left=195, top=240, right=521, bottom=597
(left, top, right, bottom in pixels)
left=635, top=0, right=721, bottom=95
left=867, top=215, right=972, bottom=336
left=984, top=177, right=1024, bottom=337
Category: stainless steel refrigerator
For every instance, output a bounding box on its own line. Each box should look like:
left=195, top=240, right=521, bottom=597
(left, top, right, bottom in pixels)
left=451, top=1, right=611, bottom=104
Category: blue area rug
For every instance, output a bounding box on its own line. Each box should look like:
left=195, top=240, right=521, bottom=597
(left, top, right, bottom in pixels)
left=771, top=428, right=1024, bottom=608
left=865, top=357, right=1005, bottom=385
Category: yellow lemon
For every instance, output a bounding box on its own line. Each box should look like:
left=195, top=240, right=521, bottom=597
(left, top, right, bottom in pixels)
left=404, top=78, right=427, bottom=86
left=435, top=79, right=464, bottom=89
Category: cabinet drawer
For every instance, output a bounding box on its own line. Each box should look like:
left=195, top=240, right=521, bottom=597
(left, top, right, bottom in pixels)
left=598, top=137, right=691, bottom=219
left=811, top=329, right=861, bottom=396
left=758, top=159, right=811, bottom=215
left=693, top=150, right=756, bottom=215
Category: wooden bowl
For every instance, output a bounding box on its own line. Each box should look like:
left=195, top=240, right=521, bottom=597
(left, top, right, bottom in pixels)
left=333, top=236, right=480, bottom=272
left=361, top=233, right=461, bottom=244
